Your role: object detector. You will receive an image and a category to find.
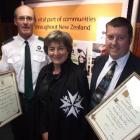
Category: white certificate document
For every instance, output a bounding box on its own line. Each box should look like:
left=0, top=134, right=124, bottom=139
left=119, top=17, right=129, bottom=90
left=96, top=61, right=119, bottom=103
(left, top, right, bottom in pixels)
left=86, top=72, right=140, bottom=140
left=0, top=71, right=22, bottom=127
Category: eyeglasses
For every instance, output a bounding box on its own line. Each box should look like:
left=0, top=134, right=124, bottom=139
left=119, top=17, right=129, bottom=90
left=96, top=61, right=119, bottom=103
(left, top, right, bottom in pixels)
left=17, top=16, right=34, bottom=22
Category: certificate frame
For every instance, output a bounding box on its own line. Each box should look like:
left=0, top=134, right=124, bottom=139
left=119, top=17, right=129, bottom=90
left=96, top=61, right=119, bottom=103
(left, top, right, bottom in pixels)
left=86, top=72, right=140, bottom=140
left=0, top=71, right=22, bottom=127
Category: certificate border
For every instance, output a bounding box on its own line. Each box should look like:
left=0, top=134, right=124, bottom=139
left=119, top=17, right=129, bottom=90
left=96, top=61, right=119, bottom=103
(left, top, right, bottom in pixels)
left=86, top=72, right=140, bottom=140
left=0, top=71, right=22, bottom=127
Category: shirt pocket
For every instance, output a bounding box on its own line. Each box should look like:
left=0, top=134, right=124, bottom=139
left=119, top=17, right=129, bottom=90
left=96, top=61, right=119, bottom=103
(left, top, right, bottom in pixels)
left=32, top=54, right=47, bottom=74
left=7, top=56, right=21, bottom=64
left=32, top=54, right=46, bottom=63
left=7, top=55, right=21, bottom=70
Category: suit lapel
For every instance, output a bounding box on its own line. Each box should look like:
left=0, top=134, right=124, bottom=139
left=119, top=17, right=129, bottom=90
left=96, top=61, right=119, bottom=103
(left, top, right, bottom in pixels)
left=90, top=56, right=108, bottom=91
left=116, top=53, right=135, bottom=87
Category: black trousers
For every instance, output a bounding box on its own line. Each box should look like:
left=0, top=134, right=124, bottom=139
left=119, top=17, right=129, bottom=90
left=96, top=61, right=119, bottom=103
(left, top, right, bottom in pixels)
left=11, top=93, right=35, bottom=140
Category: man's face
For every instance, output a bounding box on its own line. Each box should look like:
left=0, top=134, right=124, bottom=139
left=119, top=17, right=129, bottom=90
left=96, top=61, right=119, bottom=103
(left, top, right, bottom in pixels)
left=14, top=6, right=35, bottom=39
left=105, top=25, right=131, bottom=60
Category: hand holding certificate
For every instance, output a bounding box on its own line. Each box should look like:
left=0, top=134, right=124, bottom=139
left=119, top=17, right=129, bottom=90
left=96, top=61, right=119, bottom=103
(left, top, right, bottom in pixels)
left=86, top=72, right=140, bottom=140
left=0, top=71, right=22, bottom=127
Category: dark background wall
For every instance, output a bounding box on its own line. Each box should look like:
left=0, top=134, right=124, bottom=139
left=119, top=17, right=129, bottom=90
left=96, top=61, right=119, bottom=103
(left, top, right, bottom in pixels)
left=0, top=0, right=22, bottom=55
left=0, top=0, right=21, bottom=22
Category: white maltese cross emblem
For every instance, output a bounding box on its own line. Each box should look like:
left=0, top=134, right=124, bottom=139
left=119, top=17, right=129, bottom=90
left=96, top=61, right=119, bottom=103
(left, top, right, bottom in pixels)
left=60, top=90, right=84, bottom=118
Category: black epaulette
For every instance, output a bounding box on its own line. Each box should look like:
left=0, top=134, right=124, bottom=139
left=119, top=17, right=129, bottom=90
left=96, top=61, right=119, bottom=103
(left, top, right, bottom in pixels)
left=2, top=37, right=14, bottom=45
left=38, top=36, right=44, bottom=41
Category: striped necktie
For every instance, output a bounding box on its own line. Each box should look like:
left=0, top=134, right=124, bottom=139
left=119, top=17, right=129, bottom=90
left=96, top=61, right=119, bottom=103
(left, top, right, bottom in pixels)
left=92, top=61, right=117, bottom=105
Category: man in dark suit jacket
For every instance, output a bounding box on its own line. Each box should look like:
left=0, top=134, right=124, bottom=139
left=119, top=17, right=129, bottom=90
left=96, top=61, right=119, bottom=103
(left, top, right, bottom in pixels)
left=89, top=16, right=140, bottom=140
left=90, top=17, right=140, bottom=108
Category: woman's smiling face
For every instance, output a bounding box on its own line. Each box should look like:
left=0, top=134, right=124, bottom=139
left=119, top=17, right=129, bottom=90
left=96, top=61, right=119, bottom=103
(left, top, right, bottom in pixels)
left=48, top=42, right=69, bottom=66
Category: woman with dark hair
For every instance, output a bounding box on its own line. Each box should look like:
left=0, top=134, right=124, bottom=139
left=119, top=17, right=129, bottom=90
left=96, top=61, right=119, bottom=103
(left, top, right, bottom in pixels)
left=35, top=30, right=90, bottom=140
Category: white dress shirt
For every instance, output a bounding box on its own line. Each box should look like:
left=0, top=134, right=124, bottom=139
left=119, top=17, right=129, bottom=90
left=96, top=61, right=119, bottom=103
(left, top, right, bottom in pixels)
left=96, top=52, right=130, bottom=100
left=0, top=34, right=50, bottom=93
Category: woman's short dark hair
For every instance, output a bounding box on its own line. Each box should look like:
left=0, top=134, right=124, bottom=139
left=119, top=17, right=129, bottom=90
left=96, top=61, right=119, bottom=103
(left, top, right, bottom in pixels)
left=44, top=30, right=73, bottom=58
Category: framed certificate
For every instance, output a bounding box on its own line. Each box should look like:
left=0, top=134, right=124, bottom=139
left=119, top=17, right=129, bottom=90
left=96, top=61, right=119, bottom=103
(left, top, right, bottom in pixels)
left=0, top=71, right=22, bottom=127
left=86, top=72, right=140, bottom=140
